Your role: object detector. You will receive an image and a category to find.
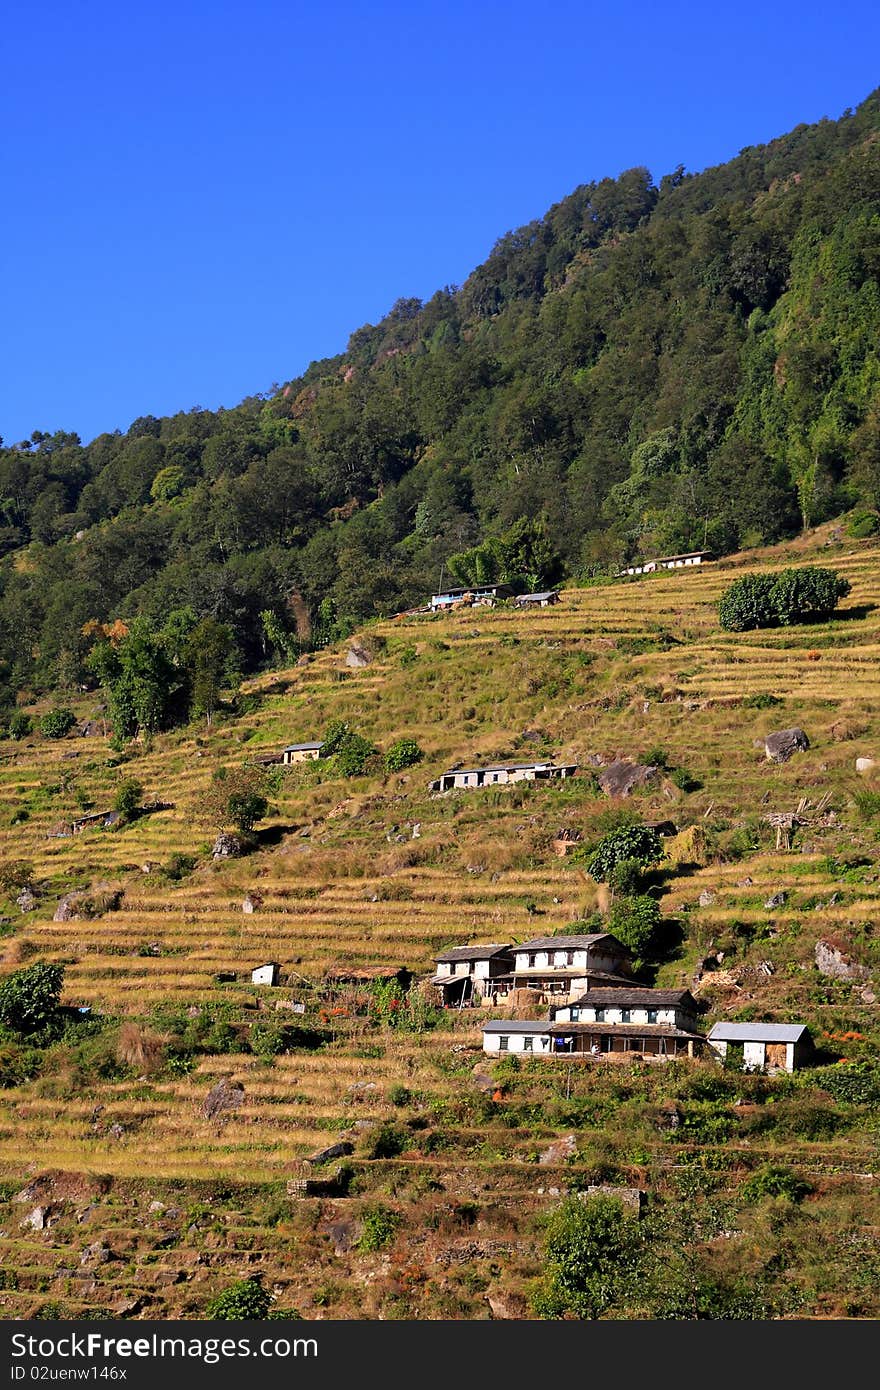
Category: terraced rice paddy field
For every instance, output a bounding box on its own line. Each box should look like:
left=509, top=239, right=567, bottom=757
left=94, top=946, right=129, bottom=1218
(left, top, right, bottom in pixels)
left=0, top=527, right=878, bottom=1318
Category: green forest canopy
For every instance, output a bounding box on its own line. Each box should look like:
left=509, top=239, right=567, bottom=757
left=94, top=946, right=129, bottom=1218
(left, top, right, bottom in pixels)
left=2, top=90, right=880, bottom=709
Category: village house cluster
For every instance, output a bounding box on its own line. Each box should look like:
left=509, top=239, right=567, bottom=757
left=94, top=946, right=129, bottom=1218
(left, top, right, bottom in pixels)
left=429, top=933, right=813, bottom=1073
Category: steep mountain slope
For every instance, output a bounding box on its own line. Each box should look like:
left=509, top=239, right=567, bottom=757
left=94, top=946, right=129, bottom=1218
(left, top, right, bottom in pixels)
left=0, top=532, right=877, bottom=1319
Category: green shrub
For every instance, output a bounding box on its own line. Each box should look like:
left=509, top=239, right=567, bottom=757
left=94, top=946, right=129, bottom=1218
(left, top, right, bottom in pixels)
left=366, top=1121, right=409, bottom=1159
left=671, top=767, right=701, bottom=792
left=205, top=1276, right=271, bottom=1320
left=852, top=789, right=880, bottom=824
left=718, top=573, right=778, bottom=631
left=388, top=1083, right=411, bottom=1107
left=607, top=895, right=661, bottom=958
left=740, top=1164, right=811, bottom=1203
left=8, top=711, right=32, bottom=740
left=248, top=1019, right=288, bottom=1057
left=398, top=644, right=418, bottom=668
left=39, top=708, right=76, bottom=739
left=0, top=962, right=64, bottom=1037
left=384, top=738, right=424, bottom=773
left=806, top=1061, right=880, bottom=1107
left=740, top=692, right=784, bottom=709
left=846, top=509, right=879, bottom=539
left=357, top=1206, right=401, bottom=1252
left=114, top=778, right=143, bottom=819
left=718, top=567, right=851, bottom=632
left=585, top=825, right=665, bottom=882
left=608, top=857, right=644, bottom=896
left=532, top=1196, right=644, bottom=1319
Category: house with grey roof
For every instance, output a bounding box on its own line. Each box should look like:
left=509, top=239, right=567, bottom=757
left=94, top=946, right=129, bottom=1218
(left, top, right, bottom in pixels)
left=429, top=760, right=577, bottom=793
left=429, top=944, right=514, bottom=1007
left=481, top=933, right=634, bottom=1004
left=513, top=590, right=560, bottom=608
left=482, top=984, right=707, bottom=1060
left=707, top=1021, right=813, bottom=1073
left=282, top=741, right=323, bottom=765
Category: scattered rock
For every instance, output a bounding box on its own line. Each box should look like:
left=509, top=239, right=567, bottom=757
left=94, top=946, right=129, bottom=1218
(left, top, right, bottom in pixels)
left=597, top=761, right=659, bottom=797
left=465, top=863, right=485, bottom=875
left=859, top=988, right=877, bottom=1005
left=80, top=1242, right=116, bottom=1267
left=16, top=888, right=37, bottom=913
left=242, top=892, right=263, bottom=914
left=21, top=1205, right=61, bottom=1231
left=736, top=877, right=754, bottom=888
left=763, top=728, right=810, bottom=763
left=112, top=1296, right=145, bottom=1317
left=485, top=1290, right=528, bottom=1319
left=579, top=1185, right=645, bottom=1215
left=346, top=644, right=372, bottom=669
left=814, top=939, right=869, bottom=981
left=764, top=891, right=787, bottom=910
left=698, top=890, right=716, bottom=908
left=306, top=1142, right=354, bottom=1166
left=856, top=757, right=877, bottom=775
left=212, top=832, right=242, bottom=860
left=472, top=1067, right=495, bottom=1094
left=202, top=1077, right=245, bottom=1120
left=319, top=1219, right=356, bottom=1255
left=148, top=1200, right=165, bottom=1214
left=411, top=822, right=421, bottom=839
left=538, top=1134, right=577, bottom=1166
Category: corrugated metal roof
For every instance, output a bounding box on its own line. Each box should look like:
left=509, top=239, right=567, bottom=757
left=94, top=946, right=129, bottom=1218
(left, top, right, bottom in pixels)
left=482, top=1020, right=551, bottom=1034
left=284, top=742, right=322, bottom=751
left=515, top=591, right=559, bottom=602
left=708, top=1022, right=809, bottom=1043
left=435, top=944, right=511, bottom=963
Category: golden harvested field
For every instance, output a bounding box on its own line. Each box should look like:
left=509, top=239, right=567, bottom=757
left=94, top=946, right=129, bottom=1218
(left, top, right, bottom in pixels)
left=0, top=525, right=878, bottom=1319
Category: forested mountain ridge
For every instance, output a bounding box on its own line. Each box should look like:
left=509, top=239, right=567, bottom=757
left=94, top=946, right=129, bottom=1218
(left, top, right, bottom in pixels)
left=2, top=89, right=880, bottom=705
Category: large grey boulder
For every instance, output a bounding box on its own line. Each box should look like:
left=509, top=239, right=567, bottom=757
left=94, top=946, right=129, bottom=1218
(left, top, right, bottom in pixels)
left=212, top=832, right=242, bottom=859
left=597, top=761, right=659, bottom=797
left=763, top=728, right=809, bottom=763
left=202, top=1077, right=245, bottom=1120
left=306, top=1141, right=354, bottom=1166
left=346, top=644, right=372, bottom=668
left=815, top=939, right=868, bottom=981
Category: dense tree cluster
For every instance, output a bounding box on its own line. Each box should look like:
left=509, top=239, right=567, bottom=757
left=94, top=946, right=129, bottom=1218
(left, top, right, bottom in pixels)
left=718, top=565, right=851, bottom=630
left=1, top=91, right=879, bottom=712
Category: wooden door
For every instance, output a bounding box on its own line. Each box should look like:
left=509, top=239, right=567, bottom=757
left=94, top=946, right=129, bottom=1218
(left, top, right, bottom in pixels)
left=765, top=1043, right=788, bottom=1070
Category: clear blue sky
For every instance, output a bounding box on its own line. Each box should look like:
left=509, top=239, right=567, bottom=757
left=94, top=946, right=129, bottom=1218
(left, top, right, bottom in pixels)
left=2, top=0, right=879, bottom=445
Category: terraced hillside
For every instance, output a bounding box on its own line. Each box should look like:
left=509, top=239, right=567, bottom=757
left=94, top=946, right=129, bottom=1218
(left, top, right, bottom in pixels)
left=0, top=526, right=878, bottom=1320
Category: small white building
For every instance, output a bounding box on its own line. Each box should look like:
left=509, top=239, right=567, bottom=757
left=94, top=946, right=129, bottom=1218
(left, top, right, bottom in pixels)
left=429, top=761, right=577, bottom=793
left=482, top=1020, right=553, bottom=1055
left=282, top=742, right=322, bottom=765
left=251, top=962, right=281, bottom=986
left=513, top=590, right=560, bottom=608
left=430, top=944, right=514, bottom=1006
left=619, top=551, right=712, bottom=577
left=707, top=1022, right=813, bottom=1073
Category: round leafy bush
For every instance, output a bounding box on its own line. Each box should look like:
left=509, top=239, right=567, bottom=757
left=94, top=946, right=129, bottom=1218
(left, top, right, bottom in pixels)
left=39, top=708, right=76, bottom=739
left=114, top=778, right=143, bottom=819
left=205, top=1276, right=271, bottom=1320
left=384, top=737, right=424, bottom=773
left=8, top=712, right=31, bottom=741
left=586, top=825, right=664, bottom=882
left=0, top=961, right=64, bottom=1036
left=740, top=1164, right=810, bottom=1204
left=718, top=566, right=851, bottom=631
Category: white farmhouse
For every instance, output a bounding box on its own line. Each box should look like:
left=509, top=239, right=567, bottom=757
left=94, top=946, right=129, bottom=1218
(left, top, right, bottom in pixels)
left=429, top=761, right=577, bottom=793
left=707, top=1022, right=813, bottom=1073
left=430, top=944, right=514, bottom=1007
